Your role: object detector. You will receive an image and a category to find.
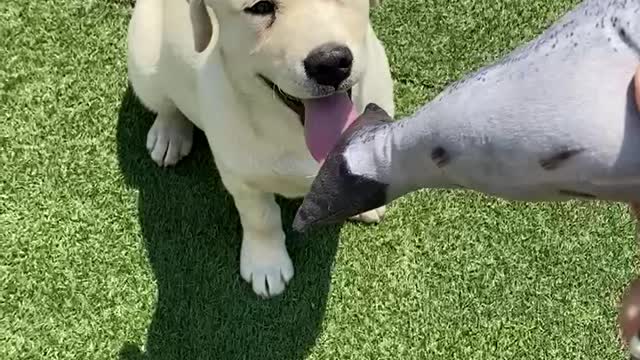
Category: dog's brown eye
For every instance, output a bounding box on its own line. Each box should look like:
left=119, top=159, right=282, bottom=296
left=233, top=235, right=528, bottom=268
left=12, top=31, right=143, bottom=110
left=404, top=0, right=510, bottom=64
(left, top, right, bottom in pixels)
left=245, top=1, right=276, bottom=15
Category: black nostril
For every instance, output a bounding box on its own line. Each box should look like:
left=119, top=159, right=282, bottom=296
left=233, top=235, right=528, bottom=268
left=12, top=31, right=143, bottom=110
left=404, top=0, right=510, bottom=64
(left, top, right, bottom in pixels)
left=337, top=55, right=351, bottom=69
left=304, top=43, right=353, bottom=89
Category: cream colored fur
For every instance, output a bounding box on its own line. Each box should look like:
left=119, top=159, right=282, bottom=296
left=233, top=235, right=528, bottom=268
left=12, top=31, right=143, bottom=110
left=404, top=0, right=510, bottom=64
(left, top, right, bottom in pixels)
left=127, top=0, right=394, bottom=297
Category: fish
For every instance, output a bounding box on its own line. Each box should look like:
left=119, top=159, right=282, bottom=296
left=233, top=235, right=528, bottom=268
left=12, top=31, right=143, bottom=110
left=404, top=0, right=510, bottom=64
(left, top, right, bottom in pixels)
left=294, top=0, right=640, bottom=232
left=295, top=2, right=640, bottom=355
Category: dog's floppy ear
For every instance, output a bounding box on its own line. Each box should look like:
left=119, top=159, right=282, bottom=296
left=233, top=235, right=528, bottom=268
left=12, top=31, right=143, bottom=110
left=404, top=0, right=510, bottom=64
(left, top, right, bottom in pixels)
left=189, top=0, right=213, bottom=53
left=370, top=0, right=382, bottom=8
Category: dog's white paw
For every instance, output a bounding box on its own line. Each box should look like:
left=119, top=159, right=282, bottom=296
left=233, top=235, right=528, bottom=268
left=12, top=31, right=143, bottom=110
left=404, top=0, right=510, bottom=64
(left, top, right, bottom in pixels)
left=350, top=205, right=386, bottom=224
left=240, top=235, right=294, bottom=298
left=146, top=112, right=193, bottom=167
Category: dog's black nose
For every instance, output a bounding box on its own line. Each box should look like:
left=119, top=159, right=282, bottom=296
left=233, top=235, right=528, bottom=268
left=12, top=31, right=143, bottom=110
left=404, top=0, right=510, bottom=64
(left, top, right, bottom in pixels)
left=304, top=43, right=353, bottom=89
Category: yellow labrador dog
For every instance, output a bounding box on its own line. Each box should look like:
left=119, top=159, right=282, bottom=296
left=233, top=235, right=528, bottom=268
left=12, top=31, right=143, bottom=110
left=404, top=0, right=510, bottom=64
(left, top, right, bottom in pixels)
left=127, top=0, right=394, bottom=297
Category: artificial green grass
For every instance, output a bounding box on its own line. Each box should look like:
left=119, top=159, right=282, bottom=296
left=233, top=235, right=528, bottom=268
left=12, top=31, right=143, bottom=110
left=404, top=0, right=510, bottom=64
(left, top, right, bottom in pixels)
left=1, top=0, right=638, bottom=359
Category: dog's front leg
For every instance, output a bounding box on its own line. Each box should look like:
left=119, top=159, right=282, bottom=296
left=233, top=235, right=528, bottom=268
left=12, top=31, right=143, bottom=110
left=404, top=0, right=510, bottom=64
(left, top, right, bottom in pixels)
left=223, top=177, right=294, bottom=298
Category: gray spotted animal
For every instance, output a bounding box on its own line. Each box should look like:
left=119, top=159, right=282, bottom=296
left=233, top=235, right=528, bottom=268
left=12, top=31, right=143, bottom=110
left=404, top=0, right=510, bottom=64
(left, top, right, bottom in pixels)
left=295, top=0, right=640, bottom=355
left=294, top=0, right=640, bottom=232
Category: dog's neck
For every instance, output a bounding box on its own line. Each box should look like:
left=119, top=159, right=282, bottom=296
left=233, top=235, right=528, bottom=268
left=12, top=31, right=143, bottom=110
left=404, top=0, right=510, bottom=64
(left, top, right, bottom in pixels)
left=215, top=47, right=251, bottom=95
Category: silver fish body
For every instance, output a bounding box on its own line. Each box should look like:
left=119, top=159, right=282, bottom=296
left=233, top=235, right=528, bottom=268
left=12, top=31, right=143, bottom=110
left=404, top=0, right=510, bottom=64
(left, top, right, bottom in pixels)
left=294, top=0, right=640, bottom=231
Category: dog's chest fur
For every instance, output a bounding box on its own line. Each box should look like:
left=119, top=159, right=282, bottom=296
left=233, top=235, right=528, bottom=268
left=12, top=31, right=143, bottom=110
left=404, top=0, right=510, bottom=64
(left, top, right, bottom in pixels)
left=227, top=107, right=320, bottom=198
left=195, top=72, right=324, bottom=198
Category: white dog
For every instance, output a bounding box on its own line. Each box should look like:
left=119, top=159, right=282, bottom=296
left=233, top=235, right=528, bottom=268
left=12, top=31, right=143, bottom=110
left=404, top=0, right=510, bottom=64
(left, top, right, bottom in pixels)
left=126, top=0, right=394, bottom=297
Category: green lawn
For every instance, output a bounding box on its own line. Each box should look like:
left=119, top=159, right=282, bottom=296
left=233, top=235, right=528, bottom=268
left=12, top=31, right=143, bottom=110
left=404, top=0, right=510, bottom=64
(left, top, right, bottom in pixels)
left=2, top=0, right=639, bottom=359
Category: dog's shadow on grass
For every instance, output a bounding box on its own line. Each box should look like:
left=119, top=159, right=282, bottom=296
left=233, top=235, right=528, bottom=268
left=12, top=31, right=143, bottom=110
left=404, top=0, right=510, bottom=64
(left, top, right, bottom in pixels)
left=116, top=86, right=341, bottom=360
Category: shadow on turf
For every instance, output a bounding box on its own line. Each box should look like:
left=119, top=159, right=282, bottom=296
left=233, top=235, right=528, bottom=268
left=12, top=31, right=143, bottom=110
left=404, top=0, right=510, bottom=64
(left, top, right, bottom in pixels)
left=116, top=85, right=342, bottom=360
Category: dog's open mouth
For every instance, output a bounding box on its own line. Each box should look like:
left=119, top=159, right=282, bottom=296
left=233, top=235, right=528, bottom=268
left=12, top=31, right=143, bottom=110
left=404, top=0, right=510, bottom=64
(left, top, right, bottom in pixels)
left=259, top=75, right=356, bottom=163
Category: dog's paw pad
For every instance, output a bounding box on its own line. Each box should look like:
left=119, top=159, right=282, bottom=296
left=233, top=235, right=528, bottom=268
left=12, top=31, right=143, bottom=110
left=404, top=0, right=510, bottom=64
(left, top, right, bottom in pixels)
left=146, top=113, right=194, bottom=167
left=240, top=237, right=294, bottom=298
left=351, top=205, right=386, bottom=224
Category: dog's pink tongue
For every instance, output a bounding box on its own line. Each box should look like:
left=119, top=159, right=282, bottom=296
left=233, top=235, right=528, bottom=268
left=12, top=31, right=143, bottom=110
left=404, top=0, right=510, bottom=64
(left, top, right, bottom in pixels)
left=303, top=93, right=358, bottom=163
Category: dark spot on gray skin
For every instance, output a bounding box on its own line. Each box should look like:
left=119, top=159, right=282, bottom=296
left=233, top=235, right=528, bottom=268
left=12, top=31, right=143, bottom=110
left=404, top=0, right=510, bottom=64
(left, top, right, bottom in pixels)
left=539, top=148, right=584, bottom=170
left=431, top=146, right=450, bottom=168
left=617, top=25, right=640, bottom=56
left=558, top=189, right=597, bottom=199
